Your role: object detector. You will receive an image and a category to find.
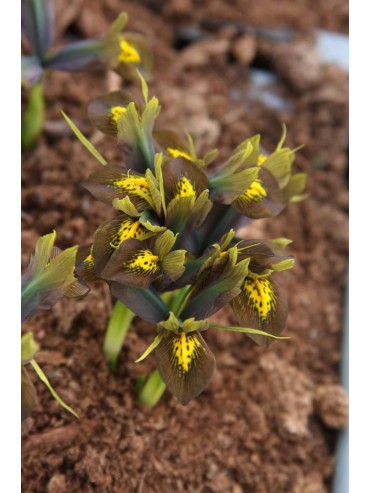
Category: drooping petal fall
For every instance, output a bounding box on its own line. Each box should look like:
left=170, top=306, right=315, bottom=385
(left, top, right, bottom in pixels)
left=88, top=91, right=137, bottom=137
left=231, top=274, right=288, bottom=347
left=92, top=217, right=155, bottom=276
left=232, top=167, right=285, bottom=219
left=155, top=330, right=216, bottom=404
left=83, top=164, right=153, bottom=210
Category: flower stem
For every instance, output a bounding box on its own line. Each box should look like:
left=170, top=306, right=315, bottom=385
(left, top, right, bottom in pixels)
left=138, top=369, right=166, bottom=408
left=22, top=81, right=45, bottom=151
left=103, top=300, right=135, bottom=372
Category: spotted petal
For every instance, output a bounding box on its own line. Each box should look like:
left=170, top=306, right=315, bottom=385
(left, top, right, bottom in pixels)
left=88, top=91, right=137, bottom=137
left=232, top=167, right=285, bottom=219
left=83, top=165, right=153, bottom=210
left=75, top=245, right=98, bottom=285
left=231, top=274, right=288, bottom=347
left=93, top=217, right=156, bottom=276
left=155, top=330, right=216, bottom=404
left=101, top=238, right=161, bottom=288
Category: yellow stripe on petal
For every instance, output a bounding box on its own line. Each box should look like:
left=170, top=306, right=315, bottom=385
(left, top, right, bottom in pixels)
left=172, top=332, right=203, bottom=373
left=125, top=250, right=159, bottom=273
left=257, top=154, right=267, bottom=166
left=119, top=39, right=141, bottom=64
left=240, top=179, right=267, bottom=203
left=175, top=177, right=196, bottom=198
left=244, top=277, right=276, bottom=321
left=110, top=106, right=127, bottom=123
left=167, top=147, right=192, bottom=161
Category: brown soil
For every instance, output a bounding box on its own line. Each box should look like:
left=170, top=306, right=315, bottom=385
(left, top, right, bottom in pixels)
left=21, top=1, right=349, bottom=492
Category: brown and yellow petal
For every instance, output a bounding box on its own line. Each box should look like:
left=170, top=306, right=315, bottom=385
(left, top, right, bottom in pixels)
left=88, top=91, right=136, bottom=136
left=232, top=167, right=285, bottom=219
left=155, top=331, right=216, bottom=404
left=75, top=245, right=98, bottom=284
left=83, top=165, right=152, bottom=210
left=93, top=217, right=154, bottom=276
left=101, top=238, right=161, bottom=288
left=162, top=158, right=208, bottom=201
left=231, top=275, right=288, bottom=347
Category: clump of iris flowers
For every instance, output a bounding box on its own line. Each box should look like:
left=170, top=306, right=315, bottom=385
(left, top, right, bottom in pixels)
left=66, top=74, right=307, bottom=406
left=21, top=1, right=152, bottom=149
left=21, top=231, right=88, bottom=421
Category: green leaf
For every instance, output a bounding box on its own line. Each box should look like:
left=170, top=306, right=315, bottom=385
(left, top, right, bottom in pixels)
left=137, top=69, right=149, bottom=104
left=135, top=333, right=164, bottom=362
left=61, top=111, right=107, bottom=166
left=103, top=301, right=135, bottom=372
left=138, top=369, right=166, bottom=408
left=22, top=81, right=45, bottom=151
left=22, top=0, right=54, bottom=59
left=209, top=324, right=291, bottom=339
left=30, top=359, right=78, bottom=418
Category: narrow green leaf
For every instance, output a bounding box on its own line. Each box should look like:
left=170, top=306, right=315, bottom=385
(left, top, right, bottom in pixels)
left=137, top=69, right=149, bottom=103
left=138, top=369, right=166, bottom=408
left=22, top=81, right=45, bottom=151
left=61, top=111, right=107, bottom=166
left=210, top=324, right=291, bottom=339
left=135, top=333, right=164, bottom=362
left=103, top=300, right=135, bottom=372
left=30, top=359, right=79, bottom=418
left=276, top=123, right=287, bottom=151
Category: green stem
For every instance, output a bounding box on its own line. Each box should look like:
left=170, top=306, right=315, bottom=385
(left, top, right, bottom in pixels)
left=138, top=369, right=166, bottom=408
left=103, top=300, right=135, bottom=372
left=172, top=285, right=194, bottom=318
left=22, top=81, right=45, bottom=151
